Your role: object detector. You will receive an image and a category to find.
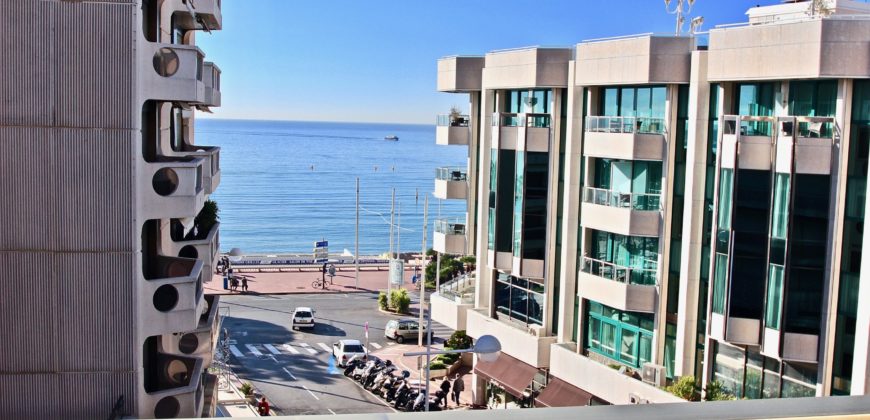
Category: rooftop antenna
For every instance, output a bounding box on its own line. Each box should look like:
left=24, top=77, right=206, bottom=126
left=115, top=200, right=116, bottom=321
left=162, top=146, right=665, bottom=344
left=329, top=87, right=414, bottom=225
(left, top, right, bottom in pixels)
left=690, top=16, right=704, bottom=34
left=664, top=0, right=696, bottom=35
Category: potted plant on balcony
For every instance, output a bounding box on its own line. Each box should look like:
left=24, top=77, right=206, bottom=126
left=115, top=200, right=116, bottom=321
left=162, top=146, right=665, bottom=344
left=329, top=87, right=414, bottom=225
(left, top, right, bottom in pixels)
left=190, top=199, right=219, bottom=240
left=449, top=106, right=465, bottom=127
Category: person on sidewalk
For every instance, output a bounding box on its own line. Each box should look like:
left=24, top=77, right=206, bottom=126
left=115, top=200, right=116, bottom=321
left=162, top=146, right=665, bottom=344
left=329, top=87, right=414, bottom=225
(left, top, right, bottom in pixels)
left=439, top=377, right=451, bottom=408
left=241, top=276, right=248, bottom=292
left=452, top=374, right=464, bottom=406
left=257, top=397, right=270, bottom=416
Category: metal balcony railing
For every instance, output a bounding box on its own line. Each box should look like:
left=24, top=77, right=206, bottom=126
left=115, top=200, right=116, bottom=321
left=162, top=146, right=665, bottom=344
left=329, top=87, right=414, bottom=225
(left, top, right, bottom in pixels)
left=435, top=219, right=466, bottom=235
left=581, top=256, right=657, bottom=286
left=585, top=116, right=666, bottom=134
left=582, top=187, right=661, bottom=211
left=438, top=272, right=475, bottom=304
left=435, top=167, right=467, bottom=181
left=436, top=114, right=470, bottom=127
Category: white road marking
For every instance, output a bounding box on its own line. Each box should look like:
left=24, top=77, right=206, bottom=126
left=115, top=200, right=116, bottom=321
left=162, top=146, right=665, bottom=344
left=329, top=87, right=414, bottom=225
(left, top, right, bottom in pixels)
left=283, top=344, right=300, bottom=354
left=387, top=342, right=395, bottom=346
left=370, top=343, right=382, bottom=349
left=299, top=343, right=318, bottom=355
left=317, top=342, right=331, bottom=352
left=268, top=355, right=278, bottom=363
left=302, top=385, right=320, bottom=400
left=227, top=339, right=237, bottom=345
left=245, top=344, right=263, bottom=356
left=264, top=344, right=282, bottom=355
left=229, top=345, right=244, bottom=358
left=328, top=409, right=337, bottom=415
left=282, top=367, right=297, bottom=380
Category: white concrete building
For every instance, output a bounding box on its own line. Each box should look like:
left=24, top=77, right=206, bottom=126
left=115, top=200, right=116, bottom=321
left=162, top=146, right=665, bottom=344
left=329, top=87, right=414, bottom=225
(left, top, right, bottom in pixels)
left=432, top=0, right=870, bottom=408
left=0, top=0, right=224, bottom=418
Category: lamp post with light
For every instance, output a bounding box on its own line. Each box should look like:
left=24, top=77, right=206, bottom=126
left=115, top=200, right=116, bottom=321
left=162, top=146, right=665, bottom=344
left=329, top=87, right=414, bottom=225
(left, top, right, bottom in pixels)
left=403, top=334, right=502, bottom=412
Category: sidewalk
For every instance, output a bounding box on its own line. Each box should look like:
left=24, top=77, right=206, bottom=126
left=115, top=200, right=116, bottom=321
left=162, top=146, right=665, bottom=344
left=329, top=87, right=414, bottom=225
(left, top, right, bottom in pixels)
left=205, top=268, right=421, bottom=296
left=371, top=343, right=475, bottom=410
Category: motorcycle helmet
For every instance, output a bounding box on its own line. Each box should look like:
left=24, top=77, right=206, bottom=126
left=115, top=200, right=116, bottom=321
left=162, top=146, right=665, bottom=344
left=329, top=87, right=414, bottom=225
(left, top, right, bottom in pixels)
left=402, top=370, right=410, bottom=378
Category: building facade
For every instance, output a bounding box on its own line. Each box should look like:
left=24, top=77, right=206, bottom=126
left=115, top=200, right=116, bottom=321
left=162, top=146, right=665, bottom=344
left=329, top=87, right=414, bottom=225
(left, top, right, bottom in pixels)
left=432, top=0, right=870, bottom=407
left=0, top=0, right=223, bottom=418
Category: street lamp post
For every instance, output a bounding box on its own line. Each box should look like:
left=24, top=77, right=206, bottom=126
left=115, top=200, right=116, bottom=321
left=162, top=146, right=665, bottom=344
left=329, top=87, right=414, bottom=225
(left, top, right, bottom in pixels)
left=403, top=333, right=501, bottom=412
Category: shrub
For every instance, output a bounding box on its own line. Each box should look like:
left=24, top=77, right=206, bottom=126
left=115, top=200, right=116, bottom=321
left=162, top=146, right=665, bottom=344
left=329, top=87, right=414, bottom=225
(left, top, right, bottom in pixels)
left=378, top=292, right=388, bottom=311
left=705, top=380, right=736, bottom=401
left=239, top=382, right=253, bottom=396
left=193, top=200, right=219, bottom=239
left=666, top=375, right=700, bottom=401
left=428, top=360, right=448, bottom=370
left=445, top=330, right=473, bottom=351
left=390, top=288, right=411, bottom=313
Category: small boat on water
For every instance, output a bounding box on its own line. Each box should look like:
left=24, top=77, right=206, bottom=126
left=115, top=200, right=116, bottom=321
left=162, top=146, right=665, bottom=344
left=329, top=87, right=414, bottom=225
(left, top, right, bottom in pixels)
left=384, top=135, right=399, bottom=141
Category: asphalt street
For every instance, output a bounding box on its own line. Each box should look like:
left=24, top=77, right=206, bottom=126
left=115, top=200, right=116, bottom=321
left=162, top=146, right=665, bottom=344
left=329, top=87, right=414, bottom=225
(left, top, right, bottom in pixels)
left=219, top=292, right=453, bottom=416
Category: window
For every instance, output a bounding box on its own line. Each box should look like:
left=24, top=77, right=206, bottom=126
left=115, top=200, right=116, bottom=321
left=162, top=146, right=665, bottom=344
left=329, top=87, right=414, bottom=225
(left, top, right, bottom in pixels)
left=712, top=253, right=728, bottom=314
left=494, top=273, right=546, bottom=326
left=589, top=230, right=658, bottom=285
left=765, top=265, right=784, bottom=330
left=585, top=302, right=654, bottom=368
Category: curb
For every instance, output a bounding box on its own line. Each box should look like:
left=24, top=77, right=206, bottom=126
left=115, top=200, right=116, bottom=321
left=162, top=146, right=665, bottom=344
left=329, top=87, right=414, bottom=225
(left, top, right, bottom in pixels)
left=205, top=288, right=380, bottom=296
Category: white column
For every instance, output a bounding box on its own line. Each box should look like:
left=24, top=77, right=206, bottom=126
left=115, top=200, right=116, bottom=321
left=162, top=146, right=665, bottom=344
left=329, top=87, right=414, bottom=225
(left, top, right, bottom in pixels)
left=475, top=87, right=495, bottom=311
left=675, top=50, right=710, bottom=377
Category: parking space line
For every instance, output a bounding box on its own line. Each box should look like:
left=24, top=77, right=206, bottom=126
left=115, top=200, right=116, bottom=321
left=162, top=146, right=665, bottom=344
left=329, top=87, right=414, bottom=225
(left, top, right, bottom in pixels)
left=264, top=344, right=282, bottom=355
left=245, top=344, right=263, bottom=356
left=229, top=345, right=244, bottom=358
left=370, top=343, right=382, bottom=349
left=283, top=344, right=300, bottom=354
left=328, top=409, right=337, bottom=415
left=282, top=367, right=297, bottom=380
left=298, top=343, right=318, bottom=355
left=317, top=343, right=331, bottom=352
left=302, top=385, right=320, bottom=400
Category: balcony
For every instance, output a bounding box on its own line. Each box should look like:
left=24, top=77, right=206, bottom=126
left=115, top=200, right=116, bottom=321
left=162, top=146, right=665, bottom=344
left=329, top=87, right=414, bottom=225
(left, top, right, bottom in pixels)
left=202, top=62, right=221, bottom=108
left=435, top=114, right=471, bottom=145
left=433, top=218, right=467, bottom=255
left=580, top=187, right=661, bottom=237
left=162, top=295, right=222, bottom=367
left=142, top=255, right=206, bottom=336
left=434, top=167, right=468, bottom=200
left=141, top=349, right=206, bottom=419
left=431, top=274, right=475, bottom=330
left=143, top=43, right=205, bottom=104
left=466, top=308, right=555, bottom=368
left=176, top=145, right=220, bottom=194
left=577, top=256, right=657, bottom=313
left=161, top=0, right=222, bottom=32
left=143, top=157, right=207, bottom=221
left=721, top=115, right=775, bottom=171
left=775, top=116, right=836, bottom=175
left=492, top=112, right=551, bottom=152
left=168, top=221, right=220, bottom=281
left=583, top=116, right=665, bottom=161
left=549, top=343, right=684, bottom=404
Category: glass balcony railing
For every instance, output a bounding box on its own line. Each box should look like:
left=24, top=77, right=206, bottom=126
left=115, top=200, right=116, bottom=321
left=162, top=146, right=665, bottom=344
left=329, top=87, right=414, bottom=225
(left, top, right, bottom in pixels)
left=526, top=113, right=551, bottom=128
left=435, top=167, right=467, bottom=181
left=584, top=116, right=666, bottom=134
left=777, top=116, right=836, bottom=139
left=437, top=114, right=470, bottom=127
left=438, top=273, right=475, bottom=304
left=435, top=219, right=466, bottom=235
left=582, top=187, right=661, bottom=211
left=581, top=256, right=657, bottom=286
left=492, top=112, right=552, bottom=128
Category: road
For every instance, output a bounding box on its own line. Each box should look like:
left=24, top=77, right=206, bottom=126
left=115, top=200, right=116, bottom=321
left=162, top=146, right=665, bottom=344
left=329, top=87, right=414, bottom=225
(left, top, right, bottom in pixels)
left=218, top=292, right=453, bottom=416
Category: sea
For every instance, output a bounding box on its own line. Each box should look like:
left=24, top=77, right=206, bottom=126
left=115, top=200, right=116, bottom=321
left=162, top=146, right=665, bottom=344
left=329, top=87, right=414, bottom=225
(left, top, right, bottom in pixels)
left=196, top=119, right=468, bottom=256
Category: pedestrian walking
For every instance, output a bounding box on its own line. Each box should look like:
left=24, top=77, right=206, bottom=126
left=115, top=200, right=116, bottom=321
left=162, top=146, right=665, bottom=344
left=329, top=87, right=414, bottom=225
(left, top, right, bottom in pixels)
left=439, top=377, right=451, bottom=408
left=452, top=374, right=464, bottom=406
left=241, top=276, right=248, bottom=292
left=257, top=397, right=270, bottom=416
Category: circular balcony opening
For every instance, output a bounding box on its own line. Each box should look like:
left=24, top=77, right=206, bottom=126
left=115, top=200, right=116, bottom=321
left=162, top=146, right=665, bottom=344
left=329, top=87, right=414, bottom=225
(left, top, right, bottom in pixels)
left=178, top=333, right=199, bottom=354
left=166, top=359, right=191, bottom=385
left=153, top=284, right=179, bottom=312
left=179, top=245, right=198, bottom=259
left=152, top=168, right=179, bottom=196
left=154, top=396, right=180, bottom=419
left=153, top=48, right=180, bottom=77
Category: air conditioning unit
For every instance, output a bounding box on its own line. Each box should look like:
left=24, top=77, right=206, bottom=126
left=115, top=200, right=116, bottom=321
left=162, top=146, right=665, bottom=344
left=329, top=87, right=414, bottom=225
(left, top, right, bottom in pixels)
left=641, top=363, right=667, bottom=387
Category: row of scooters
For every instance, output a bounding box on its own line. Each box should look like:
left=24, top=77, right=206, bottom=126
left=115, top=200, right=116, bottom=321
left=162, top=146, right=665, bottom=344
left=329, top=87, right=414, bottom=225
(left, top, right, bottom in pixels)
left=343, top=357, right=445, bottom=411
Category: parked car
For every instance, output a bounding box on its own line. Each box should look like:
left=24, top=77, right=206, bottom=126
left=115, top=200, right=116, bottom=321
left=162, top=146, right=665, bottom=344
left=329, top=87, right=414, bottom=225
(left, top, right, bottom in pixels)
left=291, top=307, right=316, bottom=330
left=333, top=339, right=367, bottom=367
left=385, top=319, right=426, bottom=344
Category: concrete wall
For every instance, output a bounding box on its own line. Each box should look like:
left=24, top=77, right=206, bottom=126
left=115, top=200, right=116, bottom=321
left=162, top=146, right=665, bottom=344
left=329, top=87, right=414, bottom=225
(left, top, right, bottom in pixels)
left=466, top=309, right=556, bottom=368
left=438, top=56, right=485, bottom=92
left=575, top=36, right=692, bottom=86
left=708, top=18, right=870, bottom=81
left=482, top=48, right=571, bottom=89
left=430, top=293, right=472, bottom=331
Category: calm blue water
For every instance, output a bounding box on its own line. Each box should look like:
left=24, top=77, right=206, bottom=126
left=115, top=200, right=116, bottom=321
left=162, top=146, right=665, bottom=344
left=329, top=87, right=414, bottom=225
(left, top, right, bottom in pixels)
left=197, top=119, right=468, bottom=255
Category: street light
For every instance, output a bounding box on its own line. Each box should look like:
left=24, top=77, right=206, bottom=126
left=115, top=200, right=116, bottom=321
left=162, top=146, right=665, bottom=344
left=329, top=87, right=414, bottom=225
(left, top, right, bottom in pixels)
left=403, top=334, right=502, bottom=411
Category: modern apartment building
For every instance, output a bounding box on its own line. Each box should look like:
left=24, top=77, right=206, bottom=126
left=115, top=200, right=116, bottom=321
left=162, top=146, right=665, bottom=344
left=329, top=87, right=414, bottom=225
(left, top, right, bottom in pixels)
left=0, top=0, right=223, bottom=418
left=432, top=0, right=870, bottom=408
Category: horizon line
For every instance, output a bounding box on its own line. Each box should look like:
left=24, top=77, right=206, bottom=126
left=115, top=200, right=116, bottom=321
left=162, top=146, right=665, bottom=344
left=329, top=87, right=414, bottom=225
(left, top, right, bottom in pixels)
left=197, top=115, right=435, bottom=126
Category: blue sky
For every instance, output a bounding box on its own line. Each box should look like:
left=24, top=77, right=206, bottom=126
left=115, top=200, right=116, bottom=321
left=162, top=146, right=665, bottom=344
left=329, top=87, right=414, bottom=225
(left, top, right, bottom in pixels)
left=197, top=0, right=779, bottom=124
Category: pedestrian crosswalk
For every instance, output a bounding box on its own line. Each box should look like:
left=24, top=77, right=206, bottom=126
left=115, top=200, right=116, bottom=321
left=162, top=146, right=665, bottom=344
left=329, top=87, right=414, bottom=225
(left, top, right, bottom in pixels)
left=228, top=340, right=402, bottom=359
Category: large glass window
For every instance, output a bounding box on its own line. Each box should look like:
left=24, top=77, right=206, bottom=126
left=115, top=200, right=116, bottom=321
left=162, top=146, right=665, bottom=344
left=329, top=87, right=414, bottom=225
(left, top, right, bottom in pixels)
left=588, top=230, right=658, bottom=285
left=598, top=85, right=667, bottom=133
left=495, top=273, right=545, bottom=326
left=712, top=340, right=819, bottom=400
left=765, top=265, right=784, bottom=330
left=494, top=150, right=516, bottom=253
left=513, top=153, right=525, bottom=256
left=736, top=83, right=775, bottom=135
left=585, top=302, right=653, bottom=368
left=488, top=150, right=498, bottom=250
left=789, top=80, right=837, bottom=137
left=712, top=253, right=728, bottom=314
left=519, top=152, right=549, bottom=259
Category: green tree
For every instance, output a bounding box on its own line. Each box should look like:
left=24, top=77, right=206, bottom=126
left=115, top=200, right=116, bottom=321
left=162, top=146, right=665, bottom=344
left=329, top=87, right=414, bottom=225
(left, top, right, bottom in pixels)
left=666, top=375, right=700, bottom=401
